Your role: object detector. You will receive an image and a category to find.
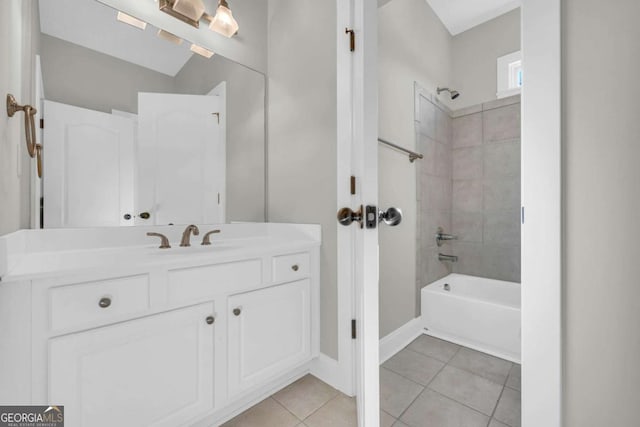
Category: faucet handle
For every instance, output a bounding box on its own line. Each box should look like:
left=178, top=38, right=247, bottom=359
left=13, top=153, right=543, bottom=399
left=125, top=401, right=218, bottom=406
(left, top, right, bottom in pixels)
left=201, top=230, right=221, bottom=246
left=147, top=232, right=171, bottom=249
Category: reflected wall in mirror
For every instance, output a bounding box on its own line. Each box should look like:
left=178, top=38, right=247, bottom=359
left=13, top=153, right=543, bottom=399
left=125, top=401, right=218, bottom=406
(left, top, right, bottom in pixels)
left=37, top=0, right=266, bottom=228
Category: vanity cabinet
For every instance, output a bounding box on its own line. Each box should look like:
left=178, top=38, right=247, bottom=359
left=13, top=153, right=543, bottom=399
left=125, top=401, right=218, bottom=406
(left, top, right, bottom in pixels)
left=0, top=224, right=321, bottom=427
left=49, top=303, right=216, bottom=427
left=227, top=279, right=311, bottom=397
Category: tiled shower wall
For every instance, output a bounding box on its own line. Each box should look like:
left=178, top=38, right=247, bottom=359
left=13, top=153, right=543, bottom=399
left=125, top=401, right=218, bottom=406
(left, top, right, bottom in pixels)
left=417, top=93, right=521, bottom=294
left=450, top=96, right=521, bottom=282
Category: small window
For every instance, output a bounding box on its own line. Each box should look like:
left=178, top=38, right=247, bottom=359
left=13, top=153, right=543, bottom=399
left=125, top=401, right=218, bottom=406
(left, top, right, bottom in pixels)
left=497, top=51, right=522, bottom=99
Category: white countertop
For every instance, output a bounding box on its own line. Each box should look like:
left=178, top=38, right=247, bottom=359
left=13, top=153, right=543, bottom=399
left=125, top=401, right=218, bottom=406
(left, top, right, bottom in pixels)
left=0, top=223, right=321, bottom=282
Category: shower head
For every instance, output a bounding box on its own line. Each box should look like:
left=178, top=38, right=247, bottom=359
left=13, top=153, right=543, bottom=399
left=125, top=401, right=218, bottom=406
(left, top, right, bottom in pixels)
left=437, top=87, right=460, bottom=100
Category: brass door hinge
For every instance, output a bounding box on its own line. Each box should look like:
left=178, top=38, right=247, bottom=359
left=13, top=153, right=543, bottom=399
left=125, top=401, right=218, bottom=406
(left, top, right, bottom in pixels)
left=345, top=28, right=355, bottom=52
left=40, top=118, right=44, bottom=129
left=351, top=319, right=357, bottom=339
left=350, top=176, right=356, bottom=195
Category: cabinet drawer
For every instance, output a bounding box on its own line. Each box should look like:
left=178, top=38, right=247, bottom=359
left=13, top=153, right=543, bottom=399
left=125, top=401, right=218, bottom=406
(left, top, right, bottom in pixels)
left=49, top=275, right=150, bottom=332
left=272, top=252, right=310, bottom=283
left=168, top=259, right=262, bottom=305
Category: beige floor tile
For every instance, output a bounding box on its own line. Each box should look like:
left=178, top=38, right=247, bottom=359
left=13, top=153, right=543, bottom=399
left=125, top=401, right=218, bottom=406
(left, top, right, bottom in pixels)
left=380, top=410, right=396, bottom=427
left=493, top=387, right=521, bottom=427
left=448, top=347, right=512, bottom=385
left=400, top=389, right=489, bottom=427
left=382, top=348, right=445, bottom=386
left=505, top=364, right=521, bottom=391
left=392, top=421, right=410, bottom=427
left=489, top=418, right=510, bottom=427
left=304, top=394, right=357, bottom=427
left=429, top=365, right=502, bottom=416
left=406, top=335, right=460, bottom=363
left=379, top=367, right=424, bottom=418
left=221, top=398, right=299, bottom=427
left=273, top=375, right=339, bottom=419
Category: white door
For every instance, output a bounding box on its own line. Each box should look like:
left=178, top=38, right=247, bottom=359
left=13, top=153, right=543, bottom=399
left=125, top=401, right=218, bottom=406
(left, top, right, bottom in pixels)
left=49, top=303, right=216, bottom=427
left=42, top=101, right=136, bottom=228
left=138, top=93, right=224, bottom=226
left=227, top=280, right=311, bottom=397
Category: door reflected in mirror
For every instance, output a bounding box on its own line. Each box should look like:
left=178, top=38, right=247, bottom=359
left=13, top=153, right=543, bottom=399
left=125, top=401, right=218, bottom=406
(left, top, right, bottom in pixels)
left=37, top=0, right=266, bottom=228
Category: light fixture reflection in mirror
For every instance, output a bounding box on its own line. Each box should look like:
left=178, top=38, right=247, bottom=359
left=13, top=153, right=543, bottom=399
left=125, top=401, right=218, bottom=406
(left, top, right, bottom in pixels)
left=157, top=0, right=239, bottom=38
left=190, top=43, right=214, bottom=58
left=209, top=0, right=239, bottom=38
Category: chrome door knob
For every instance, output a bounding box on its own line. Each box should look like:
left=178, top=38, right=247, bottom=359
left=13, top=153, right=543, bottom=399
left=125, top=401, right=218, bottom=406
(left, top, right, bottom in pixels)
left=378, top=207, right=403, bottom=226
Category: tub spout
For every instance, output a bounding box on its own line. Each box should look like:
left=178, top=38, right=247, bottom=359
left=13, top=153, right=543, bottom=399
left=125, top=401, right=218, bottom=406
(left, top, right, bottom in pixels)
left=438, top=253, right=458, bottom=262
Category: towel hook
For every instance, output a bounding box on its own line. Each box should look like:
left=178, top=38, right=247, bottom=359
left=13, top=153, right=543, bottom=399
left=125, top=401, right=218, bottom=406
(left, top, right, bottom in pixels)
left=6, top=93, right=42, bottom=178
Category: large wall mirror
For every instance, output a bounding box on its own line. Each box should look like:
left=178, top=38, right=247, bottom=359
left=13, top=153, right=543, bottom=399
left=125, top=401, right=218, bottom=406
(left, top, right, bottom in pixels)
left=35, top=0, right=266, bottom=228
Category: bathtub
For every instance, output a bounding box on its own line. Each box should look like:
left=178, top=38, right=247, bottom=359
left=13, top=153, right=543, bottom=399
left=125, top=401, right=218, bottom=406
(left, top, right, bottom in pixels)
left=421, top=274, right=521, bottom=363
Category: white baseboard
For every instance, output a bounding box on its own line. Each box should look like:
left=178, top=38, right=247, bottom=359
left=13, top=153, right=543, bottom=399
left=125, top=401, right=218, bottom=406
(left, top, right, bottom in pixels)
left=423, top=329, right=521, bottom=364
left=310, top=353, right=353, bottom=396
left=379, top=317, right=424, bottom=364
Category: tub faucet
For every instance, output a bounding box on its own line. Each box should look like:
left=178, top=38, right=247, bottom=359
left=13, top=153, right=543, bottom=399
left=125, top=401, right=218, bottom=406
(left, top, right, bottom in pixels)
left=436, top=227, right=458, bottom=247
left=180, top=224, right=200, bottom=247
left=438, top=253, right=458, bottom=262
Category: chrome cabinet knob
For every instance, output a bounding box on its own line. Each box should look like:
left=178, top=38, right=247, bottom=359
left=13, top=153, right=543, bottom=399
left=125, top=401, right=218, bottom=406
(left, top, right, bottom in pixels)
left=291, top=265, right=299, bottom=272
left=98, top=297, right=112, bottom=308
left=233, top=308, right=241, bottom=316
left=206, top=316, right=215, bottom=325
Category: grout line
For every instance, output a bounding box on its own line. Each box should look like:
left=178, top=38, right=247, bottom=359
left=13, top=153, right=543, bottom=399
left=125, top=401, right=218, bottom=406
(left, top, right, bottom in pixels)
left=428, top=387, right=494, bottom=420
left=488, top=385, right=506, bottom=424
left=300, top=393, right=343, bottom=423
left=269, top=397, right=305, bottom=422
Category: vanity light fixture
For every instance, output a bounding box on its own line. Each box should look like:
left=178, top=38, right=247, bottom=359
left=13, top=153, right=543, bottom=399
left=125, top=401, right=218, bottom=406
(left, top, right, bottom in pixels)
left=190, top=44, right=215, bottom=58
left=116, top=11, right=147, bottom=30
left=158, top=0, right=239, bottom=37
left=208, top=0, right=239, bottom=38
left=157, top=29, right=184, bottom=45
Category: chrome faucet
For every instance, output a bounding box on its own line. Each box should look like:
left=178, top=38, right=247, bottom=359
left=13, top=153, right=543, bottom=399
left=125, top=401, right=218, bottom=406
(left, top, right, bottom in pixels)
left=436, top=226, right=458, bottom=247
left=180, top=225, right=200, bottom=247
left=438, top=253, right=458, bottom=262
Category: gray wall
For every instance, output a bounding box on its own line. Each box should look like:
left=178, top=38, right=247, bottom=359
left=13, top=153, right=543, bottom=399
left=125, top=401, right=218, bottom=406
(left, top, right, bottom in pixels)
left=174, top=55, right=265, bottom=223
left=0, top=0, right=40, bottom=235
left=40, top=34, right=176, bottom=115
left=416, top=94, right=453, bottom=299
left=378, top=0, right=452, bottom=338
left=450, top=96, right=521, bottom=282
left=267, top=0, right=338, bottom=358
left=563, top=0, right=640, bottom=425
left=452, top=9, right=521, bottom=110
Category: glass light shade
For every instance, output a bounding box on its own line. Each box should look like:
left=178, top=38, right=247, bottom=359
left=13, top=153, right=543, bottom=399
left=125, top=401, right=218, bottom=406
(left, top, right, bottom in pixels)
left=116, top=11, right=147, bottom=30
left=209, top=4, right=239, bottom=38
left=172, top=0, right=206, bottom=22
left=190, top=44, right=215, bottom=58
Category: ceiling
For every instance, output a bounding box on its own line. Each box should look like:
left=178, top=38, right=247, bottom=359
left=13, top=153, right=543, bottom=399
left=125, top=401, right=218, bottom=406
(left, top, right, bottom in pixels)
left=425, top=0, right=521, bottom=35
left=39, top=0, right=195, bottom=76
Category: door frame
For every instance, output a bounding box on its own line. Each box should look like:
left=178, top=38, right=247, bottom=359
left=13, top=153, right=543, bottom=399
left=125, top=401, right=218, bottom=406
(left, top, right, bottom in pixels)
left=336, top=0, right=380, bottom=425
left=337, top=0, right=563, bottom=426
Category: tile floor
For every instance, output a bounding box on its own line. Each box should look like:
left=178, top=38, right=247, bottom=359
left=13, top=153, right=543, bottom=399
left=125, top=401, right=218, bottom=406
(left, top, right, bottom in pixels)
left=222, top=335, right=521, bottom=427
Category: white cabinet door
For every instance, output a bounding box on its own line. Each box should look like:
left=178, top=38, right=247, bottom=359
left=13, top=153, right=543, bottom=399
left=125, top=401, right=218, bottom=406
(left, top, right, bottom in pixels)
left=43, top=101, right=136, bottom=228
left=138, top=93, right=224, bottom=225
left=227, top=280, right=311, bottom=397
left=49, top=303, right=216, bottom=427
